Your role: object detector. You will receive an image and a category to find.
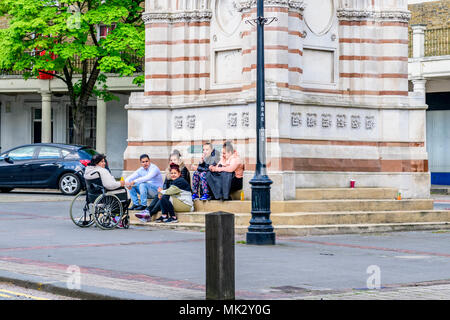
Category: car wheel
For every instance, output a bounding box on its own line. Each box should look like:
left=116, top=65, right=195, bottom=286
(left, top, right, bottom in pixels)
left=59, top=173, right=82, bottom=195
left=0, top=188, right=13, bottom=193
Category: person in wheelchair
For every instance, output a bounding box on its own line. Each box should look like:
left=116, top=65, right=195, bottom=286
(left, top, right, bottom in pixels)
left=84, top=154, right=130, bottom=228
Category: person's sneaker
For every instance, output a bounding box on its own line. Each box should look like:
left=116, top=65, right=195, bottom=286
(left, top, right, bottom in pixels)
left=111, top=216, right=122, bottom=228
left=199, top=194, right=211, bottom=201
left=192, top=193, right=199, bottom=201
left=169, top=217, right=178, bottom=223
left=135, top=210, right=150, bottom=223
left=156, top=215, right=167, bottom=223
left=129, top=204, right=141, bottom=210
left=164, top=217, right=178, bottom=223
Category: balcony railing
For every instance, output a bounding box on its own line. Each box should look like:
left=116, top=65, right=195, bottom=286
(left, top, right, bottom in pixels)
left=424, top=27, right=450, bottom=57
left=409, top=27, right=450, bottom=58
left=0, top=53, right=144, bottom=76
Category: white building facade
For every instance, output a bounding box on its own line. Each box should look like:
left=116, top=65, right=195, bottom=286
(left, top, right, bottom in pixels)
left=0, top=75, right=141, bottom=177
left=408, top=0, right=450, bottom=185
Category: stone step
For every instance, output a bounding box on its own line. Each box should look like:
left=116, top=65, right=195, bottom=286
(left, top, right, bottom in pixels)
left=266, top=222, right=450, bottom=236
left=130, top=210, right=450, bottom=226
left=193, top=199, right=434, bottom=213
left=129, top=220, right=450, bottom=236
left=295, top=188, right=398, bottom=200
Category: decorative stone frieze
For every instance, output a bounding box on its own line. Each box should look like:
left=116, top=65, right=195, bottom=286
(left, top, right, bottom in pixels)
left=237, top=0, right=306, bottom=11
left=142, top=10, right=213, bottom=24
left=336, top=8, right=411, bottom=23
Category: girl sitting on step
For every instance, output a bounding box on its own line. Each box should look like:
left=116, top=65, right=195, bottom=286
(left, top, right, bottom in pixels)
left=155, top=163, right=194, bottom=223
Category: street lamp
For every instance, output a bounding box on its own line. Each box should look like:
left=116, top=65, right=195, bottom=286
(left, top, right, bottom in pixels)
left=245, top=0, right=276, bottom=245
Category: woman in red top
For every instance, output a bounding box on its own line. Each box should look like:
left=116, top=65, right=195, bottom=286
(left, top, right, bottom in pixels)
left=206, top=141, right=244, bottom=201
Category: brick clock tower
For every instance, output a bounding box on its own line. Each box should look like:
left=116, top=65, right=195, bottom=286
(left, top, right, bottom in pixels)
left=124, top=0, right=429, bottom=200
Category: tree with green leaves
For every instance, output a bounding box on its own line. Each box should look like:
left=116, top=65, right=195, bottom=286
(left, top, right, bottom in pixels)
left=0, top=0, right=145, bottom=145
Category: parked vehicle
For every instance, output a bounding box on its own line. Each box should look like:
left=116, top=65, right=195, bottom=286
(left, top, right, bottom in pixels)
left=0, top=143, right=99, bottom=195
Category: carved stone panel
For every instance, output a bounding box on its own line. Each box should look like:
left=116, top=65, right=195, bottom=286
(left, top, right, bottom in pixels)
left=307, top=113, right=317, bottom=127
left=174, top=116, right=183, bottom=129
left=351, top=115, right=361, bottom=129
left=216, top=0, right=241, bottom=36
left=291, top=112, right=302, bottom=127
left=227, top=112, right=238, bottom=128
left=215, top=49, right=242, bottom=84
left=304, top=0, right=334, bottom=35
left=321, top=113, right=332, bottom=128
left=365, top=116, right=376, bottom=130
left=187, top=115, right=196, bottom=129
left=242, top=112, right=249, bottom=127
left=336, top=114, right=346, bottom=128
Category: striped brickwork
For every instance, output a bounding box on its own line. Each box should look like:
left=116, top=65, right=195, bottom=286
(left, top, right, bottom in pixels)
left=141, top=1, right=411, bottom=100
left=336, top=1, right=411, bottom=98
left=240, top=5, right=305, bottom=93
left=143, top=8, right=213, bottom=104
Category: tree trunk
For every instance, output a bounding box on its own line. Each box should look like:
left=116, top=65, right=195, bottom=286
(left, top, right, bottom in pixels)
left=64, top=60, right=100, bottom=146
left=72, top=105, right=86, bottom=145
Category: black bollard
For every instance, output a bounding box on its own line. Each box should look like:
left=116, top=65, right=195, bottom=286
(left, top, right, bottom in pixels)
left=205, top=211, right=235, bottom=300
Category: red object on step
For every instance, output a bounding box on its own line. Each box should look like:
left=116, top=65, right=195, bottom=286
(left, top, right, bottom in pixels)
left=350, top=180, right=355, bottom=188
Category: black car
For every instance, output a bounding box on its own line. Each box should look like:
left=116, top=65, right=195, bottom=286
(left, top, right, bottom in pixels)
left=0, top=143, right=99, bottom=195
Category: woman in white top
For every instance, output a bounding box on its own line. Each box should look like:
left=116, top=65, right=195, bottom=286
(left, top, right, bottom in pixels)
left=84, top=154, right=128, bottom=200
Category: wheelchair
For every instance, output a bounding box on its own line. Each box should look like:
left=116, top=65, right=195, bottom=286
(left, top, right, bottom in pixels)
left=69, top=173, right=130, bottom=230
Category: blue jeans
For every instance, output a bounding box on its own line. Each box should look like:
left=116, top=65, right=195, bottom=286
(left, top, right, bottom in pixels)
left=129, top=183, right=158, bottom=206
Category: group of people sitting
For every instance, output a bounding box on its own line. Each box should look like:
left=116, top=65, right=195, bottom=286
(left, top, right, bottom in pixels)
left=84, top=141, right=244, bottom=225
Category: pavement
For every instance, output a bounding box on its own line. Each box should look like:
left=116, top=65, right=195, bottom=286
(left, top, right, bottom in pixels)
left=0, top=189, right=450, bottom=301
left=0, top=281, right=78, bottom=300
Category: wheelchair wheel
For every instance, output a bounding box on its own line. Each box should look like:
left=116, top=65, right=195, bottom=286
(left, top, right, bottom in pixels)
left=122, top=215, right=130, bottom=229
left=93, top=194, right=123, bottom=230
left=69, top=192, right=95, bottom=228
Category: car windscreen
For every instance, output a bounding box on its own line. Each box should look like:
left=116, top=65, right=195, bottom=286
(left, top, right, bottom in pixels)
left=78, top=148, right=99, bottom=159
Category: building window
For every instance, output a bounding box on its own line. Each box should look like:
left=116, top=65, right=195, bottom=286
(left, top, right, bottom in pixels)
left=32, top=108, right=53, bottom=143
left=66, top=105, right=96, bottom=148
left=98, top=24, right=116, bottom=40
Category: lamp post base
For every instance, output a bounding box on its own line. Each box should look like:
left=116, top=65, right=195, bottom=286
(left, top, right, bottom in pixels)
left=246, top=231, right=276, bottom=245
left=246, top=175, right=276, bottom=245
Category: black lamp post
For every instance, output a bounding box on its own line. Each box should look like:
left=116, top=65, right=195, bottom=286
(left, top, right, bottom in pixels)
left=246, top=0, right=276, bottom=245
